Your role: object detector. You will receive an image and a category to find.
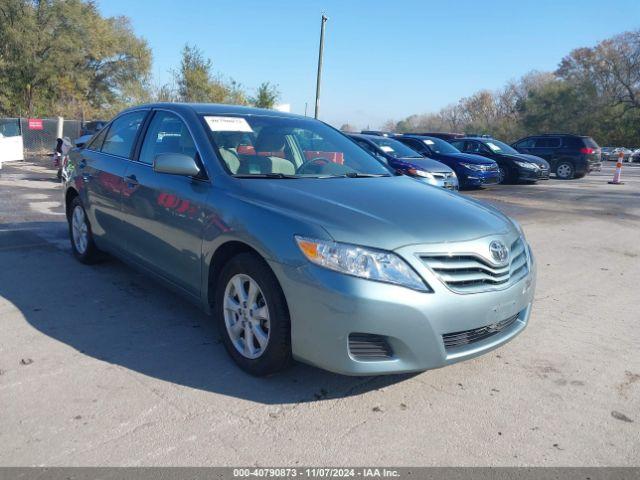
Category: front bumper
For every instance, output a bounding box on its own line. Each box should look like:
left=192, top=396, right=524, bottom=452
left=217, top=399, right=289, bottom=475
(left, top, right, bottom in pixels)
left=416, top=175, right=459, bottom=191
left=270, top=236, right=536, bottom=375
left=461, top=171, right=500, bottom=187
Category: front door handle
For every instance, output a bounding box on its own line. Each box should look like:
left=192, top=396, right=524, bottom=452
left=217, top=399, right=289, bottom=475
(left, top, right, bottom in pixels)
left=125, top=174, right=139, bottom=186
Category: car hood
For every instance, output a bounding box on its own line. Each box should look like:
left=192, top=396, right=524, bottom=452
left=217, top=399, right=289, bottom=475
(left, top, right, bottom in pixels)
left=439, top=152, right=496, bottom=165
left=233, top=176, right=514, bottom=250
left=396, top=157, right=454, bottom=173
left=503, top=153, right=550, bottom=168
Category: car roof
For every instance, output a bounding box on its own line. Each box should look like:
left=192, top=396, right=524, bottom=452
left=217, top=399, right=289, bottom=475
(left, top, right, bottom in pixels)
left=349, top=133, right=393, bottom=141
left=121, top=102, right=308, bottom=120
left=399, top=134, right=439, bottom=140
left=520, top=133, right=590, bottom=138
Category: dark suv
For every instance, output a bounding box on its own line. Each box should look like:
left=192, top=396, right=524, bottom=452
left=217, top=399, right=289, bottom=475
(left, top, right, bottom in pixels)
left=512, top=134, right=602, bottom=179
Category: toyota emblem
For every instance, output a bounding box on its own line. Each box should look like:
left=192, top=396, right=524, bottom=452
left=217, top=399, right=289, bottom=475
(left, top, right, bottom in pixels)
left=489, top=240, right=509, bottom=264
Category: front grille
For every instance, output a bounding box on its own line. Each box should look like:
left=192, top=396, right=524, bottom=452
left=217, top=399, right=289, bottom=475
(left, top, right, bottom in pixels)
left=348, top=333, right=393, bottom=361
left=482, top=164, right=499, bottom=172
left=420, top=237, right=529, bottom=294
left=442, top=313, right=519, bottom=349
left=432, top=171, right=455, bottom=180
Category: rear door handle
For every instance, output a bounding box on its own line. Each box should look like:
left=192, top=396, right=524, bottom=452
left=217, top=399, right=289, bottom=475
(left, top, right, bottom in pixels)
left=125, top=174, right=139, bottom=186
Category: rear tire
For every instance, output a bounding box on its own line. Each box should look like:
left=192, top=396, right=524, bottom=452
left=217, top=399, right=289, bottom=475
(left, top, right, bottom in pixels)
left=68, top=196, right=100, bottom=264
left=215, top=252, right=292, bottom=376
left=555, top=161, right=575, bottom=180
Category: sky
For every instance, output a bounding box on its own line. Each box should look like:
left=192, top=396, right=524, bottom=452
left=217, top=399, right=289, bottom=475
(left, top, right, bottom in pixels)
left=97, top=0, right=639, bottom=129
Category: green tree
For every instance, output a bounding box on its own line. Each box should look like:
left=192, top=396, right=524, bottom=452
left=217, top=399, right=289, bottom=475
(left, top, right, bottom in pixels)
left=0, top=0, right=151, bottom=118
left=385, top=30, right=640, bottom=145
left=251, top=81, right=279, bottom=109
left=174, top=44, right=248, bottom=105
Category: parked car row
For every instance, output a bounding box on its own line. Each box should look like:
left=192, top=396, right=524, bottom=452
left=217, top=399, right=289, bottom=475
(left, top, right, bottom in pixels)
left=349, top=130, right=604, bottom=187
left=602, top=146, right=640, bottom=163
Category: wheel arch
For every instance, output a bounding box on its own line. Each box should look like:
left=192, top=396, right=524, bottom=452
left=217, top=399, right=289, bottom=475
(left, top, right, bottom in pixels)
left=64, top=187, right=80, bottom=219
left=205, top=240, right=271, bottom=313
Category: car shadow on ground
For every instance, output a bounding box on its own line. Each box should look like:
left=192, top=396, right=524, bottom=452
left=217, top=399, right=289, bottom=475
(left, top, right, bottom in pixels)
left=0, top=221, right=414, bottom=405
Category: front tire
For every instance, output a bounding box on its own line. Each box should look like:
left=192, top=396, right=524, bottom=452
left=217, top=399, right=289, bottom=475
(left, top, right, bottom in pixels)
left=555, top=161, right=575, bottom=180
left=498, top=165, right=513, bottom=184
left=215, top=252, right=292, bottom=376
left=68, top=196, right=100, bottom=264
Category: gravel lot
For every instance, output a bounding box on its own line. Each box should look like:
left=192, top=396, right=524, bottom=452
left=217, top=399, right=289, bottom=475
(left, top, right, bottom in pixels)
left=1, top=159, right=638, bottom=466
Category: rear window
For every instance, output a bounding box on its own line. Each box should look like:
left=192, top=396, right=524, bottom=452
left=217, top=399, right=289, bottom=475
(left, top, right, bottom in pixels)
left=563, top=136, right=599, bottom=149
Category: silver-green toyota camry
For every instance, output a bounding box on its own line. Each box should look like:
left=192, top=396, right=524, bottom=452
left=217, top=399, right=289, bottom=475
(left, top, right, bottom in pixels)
left=64, top=103, right=536, bottom=376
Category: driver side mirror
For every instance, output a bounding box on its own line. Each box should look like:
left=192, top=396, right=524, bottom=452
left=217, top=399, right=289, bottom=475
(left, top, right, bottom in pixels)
left=153, top=153, right=201, bottom=177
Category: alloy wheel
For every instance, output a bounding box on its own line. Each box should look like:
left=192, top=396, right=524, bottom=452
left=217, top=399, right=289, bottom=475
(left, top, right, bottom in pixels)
left=498, top=166, right=507, bottom=184
left=223, top=273, right=270, bottom=359
left=71, top=205, right=89, bottom=254
left=556, top=163, right=573, bottom=179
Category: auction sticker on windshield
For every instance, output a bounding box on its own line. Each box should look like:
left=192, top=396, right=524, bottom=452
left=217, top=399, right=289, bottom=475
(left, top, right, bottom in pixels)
left=379, top=145, right=394, bottom=153
left=204, top=116, right=253, bottom=132
left=487, top=142, right=501, bottom=151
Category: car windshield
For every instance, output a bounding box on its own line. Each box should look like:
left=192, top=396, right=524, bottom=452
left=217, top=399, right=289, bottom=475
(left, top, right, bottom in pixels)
left=482, top=139, right=519, bottom=154
left=368, top=137, right=422, bottom=158
left=422, top=137, right=459, bottom=154
left=203, top=114, right=392, bottom=178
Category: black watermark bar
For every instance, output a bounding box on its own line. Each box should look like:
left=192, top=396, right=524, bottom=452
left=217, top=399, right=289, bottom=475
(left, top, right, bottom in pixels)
left=0, top=468, right=639, bottom=480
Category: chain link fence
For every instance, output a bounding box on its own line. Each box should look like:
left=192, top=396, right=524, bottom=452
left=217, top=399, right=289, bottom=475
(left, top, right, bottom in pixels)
left=18, top=118, right=82, bottom=156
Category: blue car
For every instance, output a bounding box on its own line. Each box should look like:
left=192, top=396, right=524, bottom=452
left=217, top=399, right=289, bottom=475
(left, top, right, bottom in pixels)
left=396, top=135, right=500, bottom=189
left=348, top=134, right=459, bottom=190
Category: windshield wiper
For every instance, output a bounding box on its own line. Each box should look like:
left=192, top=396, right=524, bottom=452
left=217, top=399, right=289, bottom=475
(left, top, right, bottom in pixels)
left=342, top=172, right=391, bottom=178
left=233, top=173, right=300, bottom=179
left=317, top=172, right=391, bottom=179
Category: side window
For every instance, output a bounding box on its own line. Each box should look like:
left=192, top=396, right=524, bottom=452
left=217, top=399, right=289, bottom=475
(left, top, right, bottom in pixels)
left=356, top=140, right=376, bottom=154
left=86, top=126, right=109, bottom=151
left=535, top=137, right=560, bottom=148
left=0, top=119, right=21, bottom=137
left=450, top=140, right=465, bottom=151
left=406, top=139, right=426, bottom=152
left=101, top=111, right=147, bottom=158
left=465, top=141, right=482, bottom=153
left=139, top=111, right=198, bottom=165
left=516, top=138, right=536, bottom=149
left=563, top=137, right=582, bottom=148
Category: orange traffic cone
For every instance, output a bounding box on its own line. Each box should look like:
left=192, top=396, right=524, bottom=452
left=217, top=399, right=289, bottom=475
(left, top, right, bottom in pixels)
left=608, top=152, right=624, bottom=185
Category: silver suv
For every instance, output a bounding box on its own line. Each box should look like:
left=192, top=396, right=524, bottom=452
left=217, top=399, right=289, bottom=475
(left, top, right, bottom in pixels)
left=64, top=103, right=536, bottom=376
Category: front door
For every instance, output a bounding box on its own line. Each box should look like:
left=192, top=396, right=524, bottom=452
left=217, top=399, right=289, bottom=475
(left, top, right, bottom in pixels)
left=120, top=110, right=212, bottom=297
left=79, top=110, right=148, bottom=249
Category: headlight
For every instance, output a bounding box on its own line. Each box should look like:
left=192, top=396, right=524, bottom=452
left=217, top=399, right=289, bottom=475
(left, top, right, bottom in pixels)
left=295, top=236, right=430, bottom=292
left=406, top=168, right=434, bottom=179
left=460, top=162, right=484, bottom=171
left=514, top=161, right=536, bottom=169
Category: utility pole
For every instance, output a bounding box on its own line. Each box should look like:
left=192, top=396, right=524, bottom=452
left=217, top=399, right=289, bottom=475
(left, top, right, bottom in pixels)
left=314, top=14, right=328, bottom=119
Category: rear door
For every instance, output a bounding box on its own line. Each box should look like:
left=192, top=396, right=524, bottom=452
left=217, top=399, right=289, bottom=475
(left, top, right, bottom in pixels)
left=119, top=109, right=212, bottom=297
left=532, top=137, right=561, bottom=168
left=79, top=110, right=148, bottom=250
